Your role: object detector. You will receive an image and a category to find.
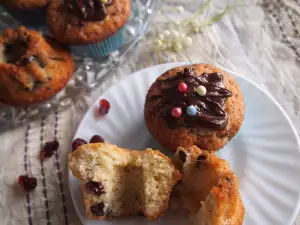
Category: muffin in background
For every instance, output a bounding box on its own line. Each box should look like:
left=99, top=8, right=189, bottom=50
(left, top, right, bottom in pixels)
left=0, top=0, right=49, bottom=27
left=144, top=64, right=245, bottom=152
left=0, top=26, right=74, bottom=107
left=0, top=0, right=49, bottom=10
left=47, top=0, right=131, bottom=59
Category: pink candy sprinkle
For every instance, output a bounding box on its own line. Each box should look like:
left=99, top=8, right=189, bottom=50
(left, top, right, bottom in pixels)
left=178, top=82, right=188, bottom=92
left=172, top=107, right=182, bottom=118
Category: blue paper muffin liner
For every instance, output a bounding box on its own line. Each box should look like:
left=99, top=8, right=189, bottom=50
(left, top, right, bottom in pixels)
left=71, top=28, right=125, bottom=59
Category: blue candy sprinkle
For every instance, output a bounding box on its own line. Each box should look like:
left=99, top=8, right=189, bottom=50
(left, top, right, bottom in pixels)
left=186, top=105, right=197, bottom=116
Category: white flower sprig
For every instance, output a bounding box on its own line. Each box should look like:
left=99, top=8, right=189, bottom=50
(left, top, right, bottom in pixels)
left=151, top=0, right=241, bottom=52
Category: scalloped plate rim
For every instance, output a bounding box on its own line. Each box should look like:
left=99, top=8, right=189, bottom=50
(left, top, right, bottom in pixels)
left=69, top=62, right=300, bottom=225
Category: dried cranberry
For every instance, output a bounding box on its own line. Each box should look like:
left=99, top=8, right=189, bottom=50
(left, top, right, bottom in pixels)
left=90, top=203, right=105, bottom=216
left=40, top=140, right=59, bottom=160
left=72, top=138, right=87, bottom=151
left=18, top=175, right=37, bottom=191
left=99, top=99, right=110, bottom=115
left=90, top=135, right=105, bottom=143
left=86, top=181, right=105, bottom=195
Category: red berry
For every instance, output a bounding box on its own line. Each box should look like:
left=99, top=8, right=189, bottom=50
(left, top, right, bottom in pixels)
left=72, top=138, right=87, bottom=151
left=172, top=107, right=182, bottom=118
left=99, top=99, right=110, bottom=115
left=86, top=181, right=105, bottom=195
left=178, top=82, right=187, bottom=92
left=90, top=135, right=105, bottom=143
left=40, top=140, right=60, bottom=160
left=18, top=175, right=37, bottom=191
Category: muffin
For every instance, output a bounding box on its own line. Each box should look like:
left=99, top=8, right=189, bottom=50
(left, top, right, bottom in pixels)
left=47, top=0, right=131, bottom=58
left=0, top=26, right=74, bottom=107
left=144, top=64, right=245, bottom=152
left=172, top=146, right=244, bottom=225
left=0, top=0, right=49, bottom=10
left=68, top=142, right=181, bottom=220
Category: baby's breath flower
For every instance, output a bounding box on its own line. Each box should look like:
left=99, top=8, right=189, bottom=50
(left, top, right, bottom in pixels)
left=171, top=29, right=180, bottom=38
left=158, top=34, right=165, bottom=40
left=163, top=30, right=171, bottom=37
left=184, top=37, right=193, bottom=46
left=176, top=5, right=185, bottom=13
left=153, top=39, right=163, bottom=49
left=173, top=42, right=183, bottom=51
left=151, top=0, right=239, bottom=53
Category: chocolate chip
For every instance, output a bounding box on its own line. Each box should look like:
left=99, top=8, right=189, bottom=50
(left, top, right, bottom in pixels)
left=20, top=56, right=35, bottom=65
left=91, top=203, right=105, bottom=216
left=196, top=154, right=207, bottom=168
left=138, top=212, right=145, bottom=217
left=196, top=155, right=207, bottom=161
left=178, top=150, right=187, bottom=163
left=225, top=177, right=232, bottom=183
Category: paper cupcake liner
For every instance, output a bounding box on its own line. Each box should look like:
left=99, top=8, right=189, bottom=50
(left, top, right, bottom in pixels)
left=71, top=28, right=125, bottom=59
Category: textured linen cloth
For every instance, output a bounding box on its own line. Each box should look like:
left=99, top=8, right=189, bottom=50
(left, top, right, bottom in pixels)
left=1, top=0, right=300, bottom=224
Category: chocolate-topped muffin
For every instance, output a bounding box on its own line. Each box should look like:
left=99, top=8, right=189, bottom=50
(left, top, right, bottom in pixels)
left=47, top=0, right=131, bottom=58
left=144, top=64, right=245, bottom=152
left=0, top=26, right=74, bottom=107
left=0, top=0, right=49, bottom=10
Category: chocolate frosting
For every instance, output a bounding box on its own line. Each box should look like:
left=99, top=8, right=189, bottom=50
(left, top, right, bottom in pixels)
left=150, top=68, right=232, bottom=130
left=66, top=0, right=113, bottom=22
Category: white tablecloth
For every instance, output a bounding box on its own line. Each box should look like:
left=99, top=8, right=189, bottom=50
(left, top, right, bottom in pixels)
left=1, top=0, right=300, bottom=224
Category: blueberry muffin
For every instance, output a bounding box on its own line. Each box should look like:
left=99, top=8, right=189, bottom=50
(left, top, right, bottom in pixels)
left=172, top=146, right=244, bottom=225
left=0, top=26, right=74, bottom=107
left=0, top=0, right=49, bottom=10
left=144, top=64, right=245, bottom=152
left=47, top=0, right=131, bottom=58
left=68, top=142, right=181, bottom=220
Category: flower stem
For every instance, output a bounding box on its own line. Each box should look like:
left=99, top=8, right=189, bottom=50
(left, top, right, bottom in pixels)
left=182, top=0, right=211, bottom=26
left=188, top=0, right=241, bottom=35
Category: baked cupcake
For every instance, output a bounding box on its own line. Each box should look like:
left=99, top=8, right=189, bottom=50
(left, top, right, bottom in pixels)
left=47, top=0, right=131, bottom=59
left=144, top=64, right=245, bottom=152
left=0, top=0, right=48, bottom=27
left=0, top=26, right=74, bottom=107
left=0, top=0, right=48, bottom=10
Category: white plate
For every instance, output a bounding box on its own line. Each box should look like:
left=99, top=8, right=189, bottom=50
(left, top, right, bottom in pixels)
left=70, top=63, right=300, bottom=225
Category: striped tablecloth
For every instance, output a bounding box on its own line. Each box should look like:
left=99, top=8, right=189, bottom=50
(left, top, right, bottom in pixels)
left=1, top=0, right=300, bottom=224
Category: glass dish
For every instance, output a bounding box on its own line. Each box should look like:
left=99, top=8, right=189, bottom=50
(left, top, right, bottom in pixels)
left=0, top=0, right=157, bottom=131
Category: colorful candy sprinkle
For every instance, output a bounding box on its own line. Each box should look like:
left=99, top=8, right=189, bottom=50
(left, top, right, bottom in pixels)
left=178, top=82, right=188, bottom=93
left=172, top=107, right=182, bottom=118
left=99, top=99, right=110, bottom=115
left=187, top=105, right=197, bottom=116
left=196, top=85, right=206, bottom=96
